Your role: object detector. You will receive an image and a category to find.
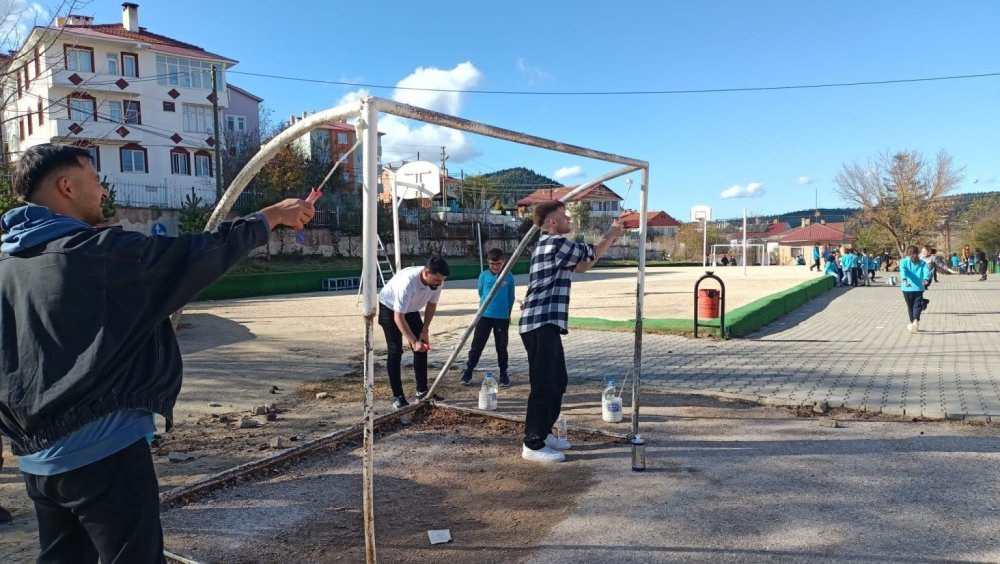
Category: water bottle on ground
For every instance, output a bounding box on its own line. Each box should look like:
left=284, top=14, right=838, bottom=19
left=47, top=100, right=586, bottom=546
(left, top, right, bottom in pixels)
left=479, top=371, right=498, bottom=411
left=602, top=377, right=622, bottom=423
left=555, top=413, right=567, bottom=441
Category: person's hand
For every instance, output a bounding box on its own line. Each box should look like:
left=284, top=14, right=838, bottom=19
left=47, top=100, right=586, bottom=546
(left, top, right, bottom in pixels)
left=419, top=329, right=431, bottom=351
left=260, top=199, right=316, bottom=230
left=607, top=219, right=624, bottom=241
left=410, top=340, right=428, bottom=353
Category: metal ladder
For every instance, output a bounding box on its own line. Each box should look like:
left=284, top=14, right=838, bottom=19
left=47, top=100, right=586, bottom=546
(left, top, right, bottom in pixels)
left=358, top=235, right=396, bottom=302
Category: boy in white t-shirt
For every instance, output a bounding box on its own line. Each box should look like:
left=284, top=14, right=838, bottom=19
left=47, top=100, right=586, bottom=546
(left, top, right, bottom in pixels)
left=377, top=256, right=450, bottom=409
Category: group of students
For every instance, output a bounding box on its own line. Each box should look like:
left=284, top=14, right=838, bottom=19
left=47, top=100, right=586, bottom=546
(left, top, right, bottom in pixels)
left=951, top=245, right=993, bottom=280
left=816, top=244, right=882, bottom=287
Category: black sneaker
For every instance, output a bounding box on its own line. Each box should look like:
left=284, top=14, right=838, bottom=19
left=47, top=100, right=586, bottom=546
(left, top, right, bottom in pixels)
left=460, top=368, right=472, bottom=386
left=498, top=372, right=511, bottom=388
left=415, top=390, right=444, bottom=402
left=392, top=396, right=409, bottom=410
left=922, top=298, right=930, bottom=310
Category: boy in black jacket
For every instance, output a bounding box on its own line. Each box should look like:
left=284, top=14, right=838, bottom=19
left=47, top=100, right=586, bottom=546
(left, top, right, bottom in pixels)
left=0, top=144, right=314, bottom=562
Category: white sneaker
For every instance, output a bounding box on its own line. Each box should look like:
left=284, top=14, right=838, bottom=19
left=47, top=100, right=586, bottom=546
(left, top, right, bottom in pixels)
left=912, top=320, right=919, bottom=333
left=522, top=444, right=565, bottom=463
left=906, top=322, right=913, bottom=333
left=545, top=433, right=571, bottom=450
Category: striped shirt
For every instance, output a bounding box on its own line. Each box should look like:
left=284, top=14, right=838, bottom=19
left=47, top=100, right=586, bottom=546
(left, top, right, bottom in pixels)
left=519, top=233, right=595, bottom=334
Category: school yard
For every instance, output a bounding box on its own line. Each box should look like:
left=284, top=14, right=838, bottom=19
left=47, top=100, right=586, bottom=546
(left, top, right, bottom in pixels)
left=2, top=266, right=999, bottom=562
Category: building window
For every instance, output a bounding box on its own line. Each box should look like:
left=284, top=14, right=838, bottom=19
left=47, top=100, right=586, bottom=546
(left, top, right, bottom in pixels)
left=162, top=101, right=175, bottom=112
left=75, top=143, right=101, bottom=171
left=225, top=115, right=246, bottom=132
left=155, top=55, right=222, bottom=90
left=194, top=152, right=212, bottom=177
left=124, top=100, right=141, bottom=124
left=170, top=149, right=190, bottom=175
left=68, top=94, right=96, bottom=121
left=65, top=46, right=94, bottom=72
left=108, top=101, right=123, bottom=123
left=18, top=119, right=24, bottom=141
left=106, top=53, right=119, bottom=75
left=120, top=145, right=147, bottom=173
left=27, top=109, right=33, bottom=135
left=122, top=53, right=138, bottom=78
left=34, top=47, right=40, bottom=75
left=337, top=132, right=349, bottom=144
left=23, top=66, right=29, bottom=88
left=16, top=72, right=21, bottom=97
left=182, top=104, right=214, bottom=133
left=37, top=100, right=44, bottom=125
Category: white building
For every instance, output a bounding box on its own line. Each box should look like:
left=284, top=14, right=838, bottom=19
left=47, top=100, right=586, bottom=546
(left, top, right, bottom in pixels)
left=2, top=3, right=238, bottom=209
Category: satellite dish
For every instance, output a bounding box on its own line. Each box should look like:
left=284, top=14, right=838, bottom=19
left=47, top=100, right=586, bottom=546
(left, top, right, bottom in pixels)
left=393, top=161, right=441, bottom=200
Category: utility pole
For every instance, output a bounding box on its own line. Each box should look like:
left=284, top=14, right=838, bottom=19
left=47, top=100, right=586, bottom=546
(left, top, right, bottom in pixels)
left=440, top=146, right=448, bottom=208
left=211, top=65, right=223, bottom=199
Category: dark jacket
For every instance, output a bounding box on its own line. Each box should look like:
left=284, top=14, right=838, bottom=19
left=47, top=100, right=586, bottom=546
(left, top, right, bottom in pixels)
left=0, top=212, right=269, bottom=455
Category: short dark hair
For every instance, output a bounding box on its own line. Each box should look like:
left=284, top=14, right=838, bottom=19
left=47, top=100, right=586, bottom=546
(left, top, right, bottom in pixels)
left=13, top=144, right=92, bottom=202
left=487, top=248, right=504, bottom=262
left=533, top=200, right=565, bottom=228
left=928, top=248, right=936, bottom=254
left=425, top=255, right=450, bottom=276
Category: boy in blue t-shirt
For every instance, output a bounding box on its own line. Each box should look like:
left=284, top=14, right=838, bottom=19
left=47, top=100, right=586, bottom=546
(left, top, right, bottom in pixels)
left=461, top=248, right=516, bottom=387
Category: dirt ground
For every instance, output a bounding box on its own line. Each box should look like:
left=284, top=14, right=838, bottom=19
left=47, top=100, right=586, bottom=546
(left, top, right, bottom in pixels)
left=0, top=265, right=817, bottom=560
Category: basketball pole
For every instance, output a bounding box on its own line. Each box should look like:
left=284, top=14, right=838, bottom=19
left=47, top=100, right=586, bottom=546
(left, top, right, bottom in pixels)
left=743, top=207, right=748, bottom=277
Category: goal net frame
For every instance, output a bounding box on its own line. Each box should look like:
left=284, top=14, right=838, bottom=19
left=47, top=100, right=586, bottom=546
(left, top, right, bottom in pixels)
left=710, top=243, right=770, bottom=266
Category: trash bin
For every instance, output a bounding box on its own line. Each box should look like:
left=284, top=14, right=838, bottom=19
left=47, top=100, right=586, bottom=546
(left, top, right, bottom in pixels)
left=698, top=289, right=720, bottom=318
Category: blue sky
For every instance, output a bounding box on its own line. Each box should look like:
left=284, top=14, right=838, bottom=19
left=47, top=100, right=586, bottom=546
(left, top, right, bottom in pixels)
left=73, top=0, right=999, bottom=220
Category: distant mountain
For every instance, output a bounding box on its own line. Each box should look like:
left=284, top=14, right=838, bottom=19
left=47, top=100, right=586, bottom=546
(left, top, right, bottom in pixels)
left=479, top=167, right=562, bottom=189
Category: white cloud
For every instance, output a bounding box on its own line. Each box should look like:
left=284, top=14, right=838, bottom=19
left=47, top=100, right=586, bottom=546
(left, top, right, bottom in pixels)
left=1, top=1, right=49, bottom=50
left=515, top=57, right=550, bottom=83
left=972, top=173, right=996, bottom=184
left=338, top=62, right=483, bottom=163
left=795, top=176, right=813, bottom=186
left=553, top=165, right=585, bottom=181
left=720, top=182, right=766, bottom=199
left=336, top=88, right=370, bottom=107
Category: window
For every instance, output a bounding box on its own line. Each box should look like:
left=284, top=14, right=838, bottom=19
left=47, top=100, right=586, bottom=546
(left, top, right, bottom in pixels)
left=34, top=47, right=40, bottom=75
left=18, top=119, right=24, bottom=141
left=170, top=149, right=190, bottom=175
left=194, top=152, right=212, bottom=177
left=37, top=100, right=44, bottom=125
left=27, top=109, right=33, bottom=135
left=162, top=101, right=175, bottom=112
left=225, top=115, right=246, bottom=132
left=108, top=101, right=123, bottom=123
left=68, top=95, right=96, bottom=121
left=182, top=104, right=214, bottom=133
left=65, top=46, right=94, bottom=72
left=155, top=55, right=223, bottom=90
left=23, top=66, right=29, bottom=88
left=337, top=132, right=349, bottom=144
left=122, top=53, right=138, bottom=77
left=16, top=72, right=21, bottom=97
left=124, top=100, right=141, bottom=124
left=120, top=145, right=147, bottom=173
left=76, top=144, right=101, bottom=171
left=106, top=53, right=119, bottom=75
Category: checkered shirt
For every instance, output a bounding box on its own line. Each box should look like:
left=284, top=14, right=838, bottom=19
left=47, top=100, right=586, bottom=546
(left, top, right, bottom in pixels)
left=519, top=233, right=595, bottom=335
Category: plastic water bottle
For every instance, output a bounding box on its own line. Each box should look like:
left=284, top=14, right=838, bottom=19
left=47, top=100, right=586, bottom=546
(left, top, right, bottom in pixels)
left=602, top=378, right=622, bottom=423
left=555, top=413, right=567, bottom=441
left=479, top=371, right=498, bottom=411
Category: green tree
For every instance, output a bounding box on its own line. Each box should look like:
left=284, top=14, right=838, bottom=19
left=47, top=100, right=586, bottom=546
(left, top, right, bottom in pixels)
left=100, top=176, right=117, bottom=221
left=675, top=221, right=724, bottom=260
left=457, top=174, right=499, bottom=209
left=971, top=217, right=1000, bottom=254
left=566, top=201, right=592, bottom=233
left=178, top=190, right=212, bottom=234
left=0, top=173, right=22, bottom=221
left=835, top=150, right=962, bottom=255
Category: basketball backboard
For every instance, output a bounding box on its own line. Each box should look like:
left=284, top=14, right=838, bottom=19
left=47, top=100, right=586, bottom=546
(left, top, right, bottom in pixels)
left=393, top=161, right=441, bottom=200
left=690, top=204, right=712, bottom=222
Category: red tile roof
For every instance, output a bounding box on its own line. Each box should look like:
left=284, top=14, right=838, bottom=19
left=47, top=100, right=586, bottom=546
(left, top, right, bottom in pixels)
left=621, top=211, right=681, bottom=229
left=763, top=221, right=791, bottom=238
left=516, top=183, right=623, bottom=206
left=60, top=24, right=236, bottom=63
left=777, top=222, right=856, bottom=244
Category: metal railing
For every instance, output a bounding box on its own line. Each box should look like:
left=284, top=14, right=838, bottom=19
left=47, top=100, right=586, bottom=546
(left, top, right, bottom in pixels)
left=112, top=179, right=217, bottom=209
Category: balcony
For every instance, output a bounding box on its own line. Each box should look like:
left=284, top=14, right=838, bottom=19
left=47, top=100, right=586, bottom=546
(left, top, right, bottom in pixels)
left=51, top=69, right=137, bottom=95
left=111, top=178, right=218, bottom=209
left=54, top=118, right=145, bottom=143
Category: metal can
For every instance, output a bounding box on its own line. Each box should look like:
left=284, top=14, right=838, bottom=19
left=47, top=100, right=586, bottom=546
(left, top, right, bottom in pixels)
left=631, top=435, right=646, bottom=472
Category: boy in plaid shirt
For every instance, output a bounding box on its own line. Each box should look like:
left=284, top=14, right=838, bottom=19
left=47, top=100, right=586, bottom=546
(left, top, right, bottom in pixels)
left=519, top=200, right=622, bottom=463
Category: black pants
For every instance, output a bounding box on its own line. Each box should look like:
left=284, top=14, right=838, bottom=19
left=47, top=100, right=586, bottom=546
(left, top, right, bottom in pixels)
left=903, top=291, right=924, bottom=323
left=981, top=265, right=989, bottom=280
left=851, top=267, right=861, bottom=287
left=810, top=258, right=820, bottom=271
left=521, top=325, right=567, bottom=450
left=22, top=439, right=165, bottom=564
left=466, top=317, right=510, bottom=372
left=378, top=304, right=428, bottom=399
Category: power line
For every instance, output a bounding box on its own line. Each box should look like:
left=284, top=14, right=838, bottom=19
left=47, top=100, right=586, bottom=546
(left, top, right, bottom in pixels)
left=228, top=70, right=1000, bottom=96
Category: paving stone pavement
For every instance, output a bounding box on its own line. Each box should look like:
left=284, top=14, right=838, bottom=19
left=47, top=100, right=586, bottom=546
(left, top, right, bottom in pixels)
left=443, top=274, right=1000, bottom=420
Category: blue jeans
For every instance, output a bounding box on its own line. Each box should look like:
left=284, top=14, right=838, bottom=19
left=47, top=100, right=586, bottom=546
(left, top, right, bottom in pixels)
left=903, top=291, right=924, bottom=323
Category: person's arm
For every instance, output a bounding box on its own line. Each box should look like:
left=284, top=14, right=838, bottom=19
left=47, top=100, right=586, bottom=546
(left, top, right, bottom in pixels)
left=576, top=219, right=624, bottom=273
left=507, top=275, right=516, bottom=317
left=121, top=198, right=314, bottom=322
left=394, top=311, right=423, bottom=352
left=420, top=302, right=437, bottom=348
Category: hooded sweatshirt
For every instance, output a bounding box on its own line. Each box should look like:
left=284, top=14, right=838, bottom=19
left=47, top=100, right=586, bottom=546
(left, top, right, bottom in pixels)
left=0, top=204, right=270, bottom=468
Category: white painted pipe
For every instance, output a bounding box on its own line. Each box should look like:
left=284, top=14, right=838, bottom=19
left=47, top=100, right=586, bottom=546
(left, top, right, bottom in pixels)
left=360, top=98, right=379, bottom=564
left=631, top=168, right=649, bottom=438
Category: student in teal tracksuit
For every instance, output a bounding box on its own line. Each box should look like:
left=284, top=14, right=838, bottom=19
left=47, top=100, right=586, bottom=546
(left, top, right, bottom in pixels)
left=824, top=254, right=840, bottom=285
left=840, top=251, right=854, bottom=287
left=900, top=245, right=931, bottom=333
left=461, top=248, right=516, bottom=387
